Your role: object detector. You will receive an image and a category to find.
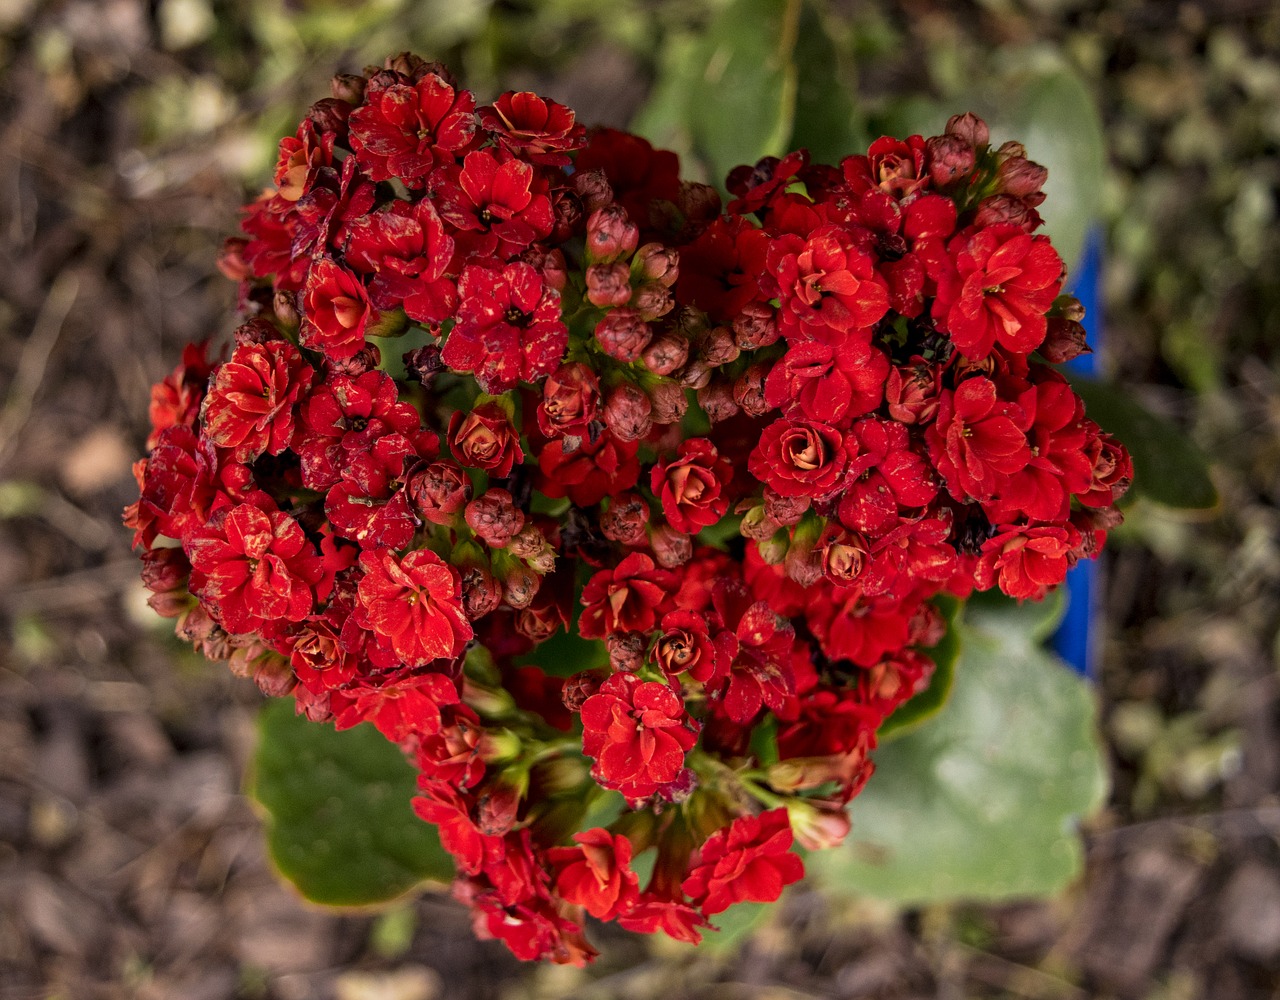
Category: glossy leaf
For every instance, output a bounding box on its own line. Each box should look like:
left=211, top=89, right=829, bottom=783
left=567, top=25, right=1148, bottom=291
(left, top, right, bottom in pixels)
left=249, top=699, right=453, bottom=906
left=807, top=592, right=1106, bottom=904
left=1069, top=375, right=1218, bottom=511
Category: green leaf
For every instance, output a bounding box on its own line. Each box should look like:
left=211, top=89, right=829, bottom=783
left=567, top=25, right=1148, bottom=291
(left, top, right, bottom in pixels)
left=1068, top=375, right=1218, bottom=511
left=696, top=901, right=772, bottom=952
left=807, top=593, right=1106, bottom=904
left=249, top=700, right=453, bottom=907
left=788, top=2, right=866, bottom=165
left=514, top=622, right=609, bottom=678
left=878, top=593, right=962, bottom=740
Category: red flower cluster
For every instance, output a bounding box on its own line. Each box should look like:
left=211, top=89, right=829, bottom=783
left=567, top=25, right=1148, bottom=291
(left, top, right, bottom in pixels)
left=127, top=56, right=1131, bottom=963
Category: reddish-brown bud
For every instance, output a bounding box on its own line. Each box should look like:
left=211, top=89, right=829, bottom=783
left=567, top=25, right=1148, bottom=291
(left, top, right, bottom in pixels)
left=585, top=204, right=639, bottom=264
left=460, top=564, right=503, bottom=620
left=562, top=670, right=605, bottom=712
left=696, top=380, right=739, bottom=425
left=599, top=492, right=650, bottom=546
left=475, top=779, right=521, bottom=837
left=679, top=180, right=723, bottom=225
left=1040, top=317, right=1091, bottom=364
left=973, top=194, right=1040, bottom=231
left=515, top=599, right=563, bottom=642
left=233, top=316, right=278, bottom=347
left=647, top=380, right=689, bottom=425
left=550, top=188, right=584, bottom=244
left=502, top=561, right=541, bottom=609
left=465, top=489, right=525, bottom=548
left=586, top=261, right=634, bottom=308
left=649, top=523, right=692, bottom=568
left=404, top=344, right=445, bottom=386
left=821, top=531, right=869, bottom=584
left=273, top=289, right=300, bottom=329
left=732, top=363, right=770, bottom=417
left=307, top=98, right=351, bottom=137
left=996, top=155, right=1048, bottom=202
left=678, top=360, right=714, bottom=391
left=738, top=503, right=781, bottom=542
left=408, top=461, right=471, bottom=524
left=594, top=308, right=652, bottom=363
left=945, top=111, right=989, bottom=148
left=331, top=72, right=366, bottom=104
left=509, top=524, right=556, bottom=575
left=699, top=326, right=740, bottom=366
left=606, top=631, right=647, bottom=673
left=732, top=302, right=779, bottom=349
left=764, top=488, right=810, bottom=527
left=539, top=361, right=600, bottom=438
left=573, top=170, right=614, bottom=214
left=926, top=134, right=976, bottom=189
left=631, top=282, right=674, bottom=322
left=785, top=535, right=824, bottom=588
left=635, top=243, right=680, bottom=286
left=328, top=343, right=381, bottom=377
left=641, top=333, right=689, bottom=376
left=603, top=383, right=652, bottom=442
left=521, top=246, right=568, bottom=292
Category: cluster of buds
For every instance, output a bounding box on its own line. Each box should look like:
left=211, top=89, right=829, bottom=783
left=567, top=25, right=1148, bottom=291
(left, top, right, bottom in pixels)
left=126, top=56, right=1131, bottom=964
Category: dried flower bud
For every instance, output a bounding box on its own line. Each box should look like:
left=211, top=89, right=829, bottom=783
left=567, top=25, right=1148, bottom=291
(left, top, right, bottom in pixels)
left=475, top=779, right=521, bottom=837
left=594, top=308, right=651, bottom=363
left=404, top=344, right=446, bottom=386
left=307, top=98, right=351, bottom=137
left=460, top=564, right=503, bottom=620
left=1040, top=317, right=1091, bottom=364
left=585, top=205, right=639, bottom=264
left=515, top=599, right=563, bottom=642
left=599, top=492, right=650, bottom=545
left=785, top=534, right=824, bottom=587
left=699, top=326, right=740, bottom=366
left=973, top=194, right=1040, bottom=231
left=502, top=561, right=541, bottom=609
left=764, top=488, right=810, bottom=527
left=679, top=181, right=722, bottom=225
left=732, top=363, right=770, bottom=416
left=606, top=631, right=647, bottom=672
left=641, top=333, right=689, bottom=376
left=586, top=261, right=634, bottom=307
left=562, top=670, right=605, bottom=712
left=738, top=503, right=781, bottom=542
left=603, top=383, right=652, bottom=442
left=521, top=246, right=568, bottom=292
left=678, top=360, right=714, bottom=390
left=233, top=317, right=278, bottom=347
left=331, top=72, right=367, bottom=104
left=273, top=289, right=300, bottom=329
left=926, top=134, right=976, bottom=189
left=732, top=302, right=779, bottom=349
left=697, top=380, right=739, bottom=425
left=647, top=380, right=689, bottom=425
left=328, top=342, right=380, bottom=377
left=945, top=111, right=989, bottom=148
left=408, top=461, right=472, bottom=524
left=649, top=523, right=692, bottom=568
left=507, top=522, right=549, bottom=562
left=550, top=188, right=584, bottom=244
left=466, top=489, right=525, bottom=549
left=631, top=282, right=674, bottom=322
left=996, top=155, right=1048, bottom=201
left=573, top=170, right=613, bottom=213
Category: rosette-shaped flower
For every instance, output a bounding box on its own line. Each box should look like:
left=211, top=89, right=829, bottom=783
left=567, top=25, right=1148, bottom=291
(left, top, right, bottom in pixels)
left=443, top=262, right=568, bottom=393
left=300, top=258, right=374, bottom=361
left=548, top=829, right=640, bottom=920
left=479, top=91, right=586, bottom=164
left=767, top=225, right=889, bottom=340
left=347, top=72, right=476, bottom=185
left=763, top=337, right=890, bottom=425
left=448, top=403, right=523, bottom=477
left=537, top=362, right=600, bottom=439
left=934, top=224, right=1063, bottom=359
left=580, top=673, right=699, bottom=801
left=186, top=503, right=324, bottom=636
left=650, top=438, right=732, bottom=534
left=748, top=417, right=849, bottom=499
left=357, top=548, right=473, bottom=666
left=681, top=809, right=804, bottom=916
left=200, top=340, right=312, bottom=463
left=578, top=552, right=676, bottom=639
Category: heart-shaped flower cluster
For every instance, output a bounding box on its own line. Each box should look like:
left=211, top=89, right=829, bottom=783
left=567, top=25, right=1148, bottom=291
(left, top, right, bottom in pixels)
left=126, top=53, right=1131, bottom=963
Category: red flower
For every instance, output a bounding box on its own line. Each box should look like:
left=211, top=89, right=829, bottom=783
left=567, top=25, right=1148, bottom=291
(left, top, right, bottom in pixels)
left=325, top=433, right=421, bottom=550
left=926, top=377, right=1031, bottom=503
left=763, top=338, right=889, bottom=426
left=580, top=673, right=699, bottom=801
left=300, top=257, right=373, bottom=362
left=975, top=523, right=1077, bottom=599
left=348, top=72, right=476, bottom=185
left=650, top=438, right=732, bottom=534
left=357, top=548, right=473, bottom=666
left=767, top=226, right=889, bottom=339
left=578, top=552, right=676, bottom=639
left=448, top=403, right=523, bottom=477
left=652, top=609, right=733, bottom=687
left=333, top=668, right=461, bottom=743
left=842, top=134, right=930, bottom=201
left=934, top=224, right=1063, bottom=360
left=186, top=503, right=323, bottom=635
left=148, top=341, right=217, bottom=449
left=548, top=829, right=640, bottom=920
left=837, top=418, right=938, bottom=537
left=442, top=262, right=568, bottom=394
left=200, top=340, right=312, bottom=463
left=413, top=778, right=494, bottom=874
left=342, top=199, right=457, bottom=325
left=682, top=809, right=804, bottom=916
left=748, top=417, right=849, bottom=499
left=273, top=119, right=335, bottom=202
left=478, top=91, right=586, bottom=165
left=437, top=150, right=554, bottom=256
left=415, top=704, right=487, bottom=788
left=675, top=216, right=771, bottom=323
left=536, top=429, right=640, bottom=507
left=537, top=362, right=601, bottom=439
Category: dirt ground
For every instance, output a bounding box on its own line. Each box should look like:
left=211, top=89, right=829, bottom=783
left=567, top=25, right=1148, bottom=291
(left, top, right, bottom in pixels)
left=2, top=2, right=1279, bottom=998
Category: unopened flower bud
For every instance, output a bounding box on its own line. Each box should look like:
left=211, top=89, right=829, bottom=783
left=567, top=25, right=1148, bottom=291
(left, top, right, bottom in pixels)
left=599, top=491, right=650, bottom=545
left=515, top=599, right=563, bottom=642
left=586, top=261, right=634, bottom=307
left=696, top=380, right=739, bottom=424
left=502, top=560, right=541, bottom=609
left=649, top=523, right=692, bottom=568
left=508, top=523, right=551, bottom=565
left=550, top=188, right=583, bottom=244
left=328, top=342, right=380, bottom=377
left=408, top=461, right=471, bottom=524
left=699, top=326, right=740, bottom=366
left=641, top=333, right=689, bottom=376
left=757, top=526, right=791, bottom=565
left=607, top=630, right=647, bottom=672
left=603, top=383, right=652, bottom=442
left=404, top=343, right=445, bottom=387
left=926, top=134, right=976, bottom=188
left=521, top=246, right=568, bottom=292
left=738, top=502, right=781, bottom=542
left=822, top=531, right=869, bottom=584
left=679, top=181, right=722, bottom=225
left=307, top=97, right=351, bottom=137
left=733, top=363, right=770, bottom=416
left=573, top=170, right=613, bottom=214
left=331, top=72, right=366, bottom=104
left=732, top=302, right=779, bottom=349
left=974, top=194, right=1040, bottom=230
left=465, top=489, right=525, bottom=548
left=785, top=534, right=824, bottom=587
left=1040, top=317, right=1091, bottom=364
left=585, top=204, right=639, bottom=264
left=647, top=380, right=689, bottom=425
left=945, top=111, right=989, bottom=148
left=635, top=243, right=680, bottom=286
left=594, top=308, right=651, bottom=363
left=475, top=779, right=522, bottom=837
left=562, top=670, right=606, bottom=712
left=631, top=282, right=674, bottom=321
left=233, top=316, right=278, bottom=347
left=678, top=360, right=714, bottom=390
left=996, top=154, right=1048, bottom=201
left=786, top=799, right=853, bottom=851
left=273, top=289, right=300, bottom=329
left=460, top=564, right=503, bottom=620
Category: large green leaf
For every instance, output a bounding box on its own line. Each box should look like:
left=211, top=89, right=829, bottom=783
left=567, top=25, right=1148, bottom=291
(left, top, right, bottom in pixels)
left=249, top=699, right=453, bottom=907
left=807, top=593, right=1106, bottom=904
left=1068, top=375, right=1219, bottom=511
left=787, top=2, right=866, bottom=165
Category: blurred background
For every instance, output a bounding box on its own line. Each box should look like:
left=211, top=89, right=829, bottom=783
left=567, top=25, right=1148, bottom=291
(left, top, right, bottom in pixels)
left=1, top=0, right=1278, bottom=997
